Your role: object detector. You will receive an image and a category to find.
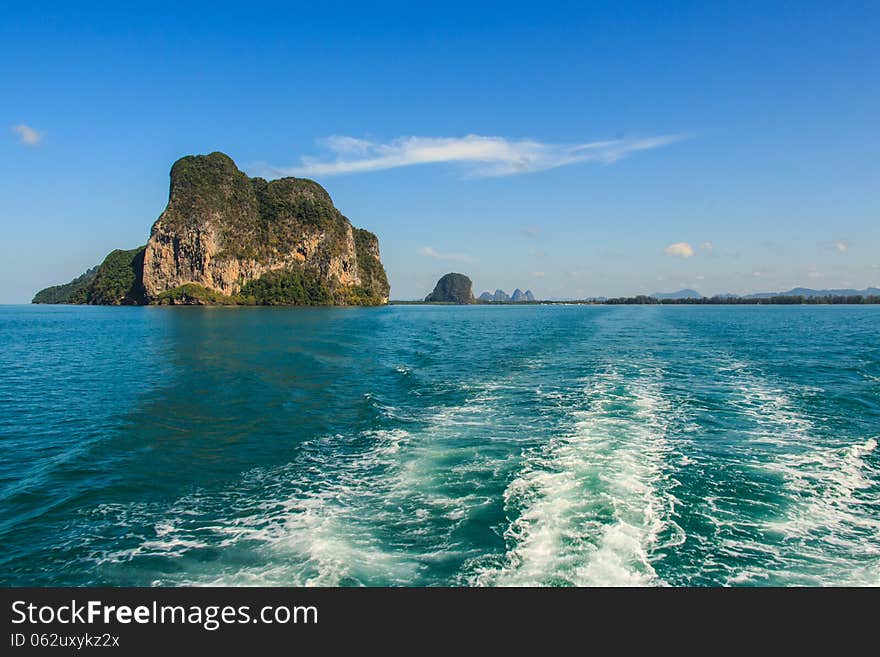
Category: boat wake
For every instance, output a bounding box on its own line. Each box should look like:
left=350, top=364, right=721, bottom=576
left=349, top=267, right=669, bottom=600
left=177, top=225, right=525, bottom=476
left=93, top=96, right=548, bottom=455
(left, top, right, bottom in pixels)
left=705, top=358, right=880, bottom=585
left=468, top=363, right=685, bottom=586
left=88, top=377, right=527, bottom=586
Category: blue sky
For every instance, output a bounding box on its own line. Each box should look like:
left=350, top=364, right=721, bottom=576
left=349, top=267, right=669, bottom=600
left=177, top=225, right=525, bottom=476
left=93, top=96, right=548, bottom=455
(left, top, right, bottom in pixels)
left=1, top=1, right=878, bottom=302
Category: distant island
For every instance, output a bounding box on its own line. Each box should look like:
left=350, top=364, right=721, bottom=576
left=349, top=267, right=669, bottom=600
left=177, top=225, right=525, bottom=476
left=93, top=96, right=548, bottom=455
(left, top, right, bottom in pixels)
left=602, top=293, right=880, bottom=305
left=419, top=274, right=542, bottom=304
left=33, top=152, right=389, bottom=306
left=396, top=276, right=880, bottom=305
left=478, top=289, right=535, bottom=302
left=424, top=273, right=475, bottom=303
left=651, top=287, right=880, bottom=300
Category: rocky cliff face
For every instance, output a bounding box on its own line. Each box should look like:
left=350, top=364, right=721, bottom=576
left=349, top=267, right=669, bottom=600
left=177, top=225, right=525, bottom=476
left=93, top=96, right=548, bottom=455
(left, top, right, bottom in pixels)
left=141, top=152, right=389, bottom=304
left=34, top=152, right=390, bottom=306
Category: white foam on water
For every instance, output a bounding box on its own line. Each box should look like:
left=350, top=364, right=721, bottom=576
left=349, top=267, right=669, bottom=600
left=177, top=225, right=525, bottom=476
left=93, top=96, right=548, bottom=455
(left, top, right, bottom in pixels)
left=756, top=436, right=880, bottom=585
left=207, top=380, right=542, bottom=585
left=90, top=428, right=432, bottom=586
left=713, top=359, right=880, bottom=586
left=90, top=376, right=527, bottom=586
left=199, top=487, right=424, bottom=587
left=469, top=365, right=684, bottom=586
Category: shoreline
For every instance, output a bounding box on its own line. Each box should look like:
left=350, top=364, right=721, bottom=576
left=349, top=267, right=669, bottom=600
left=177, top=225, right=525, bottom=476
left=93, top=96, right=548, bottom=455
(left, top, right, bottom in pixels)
left=390, top=296, right=880, bottom=306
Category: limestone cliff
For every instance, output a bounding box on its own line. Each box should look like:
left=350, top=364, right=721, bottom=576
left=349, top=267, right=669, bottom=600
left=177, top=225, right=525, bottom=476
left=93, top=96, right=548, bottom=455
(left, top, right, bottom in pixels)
left=142, top=152, right=389, bottom=304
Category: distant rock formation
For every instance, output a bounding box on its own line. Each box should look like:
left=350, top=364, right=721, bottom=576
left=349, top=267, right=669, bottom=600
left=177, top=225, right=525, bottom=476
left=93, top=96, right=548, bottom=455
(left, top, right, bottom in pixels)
left=425, top=273, right=475, bottom=303
left=476, top=288, right=537, bottom=302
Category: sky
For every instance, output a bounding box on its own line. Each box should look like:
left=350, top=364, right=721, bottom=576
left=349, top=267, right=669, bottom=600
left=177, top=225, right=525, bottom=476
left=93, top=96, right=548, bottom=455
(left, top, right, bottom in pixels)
left=1, top=1, right=878, bottom=303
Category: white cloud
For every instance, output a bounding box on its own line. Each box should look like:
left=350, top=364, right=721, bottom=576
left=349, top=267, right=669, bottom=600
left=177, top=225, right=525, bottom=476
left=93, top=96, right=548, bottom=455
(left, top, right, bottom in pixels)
left=320, top=135, right=373, bottom=155
left=700, top=241, right=714, bottom=251
left=12, top=123, right=43, bottom=146
left=807, top=269, right=823, bottom=280
left=532, top=271, right=546, bottom=278
left=417, top=246, right=470, bottom=262
left=664, top=242, right=695, bottom=258
left=834, top=240, right=849, bottom=253
left=266, top=133, right=682, bottom=178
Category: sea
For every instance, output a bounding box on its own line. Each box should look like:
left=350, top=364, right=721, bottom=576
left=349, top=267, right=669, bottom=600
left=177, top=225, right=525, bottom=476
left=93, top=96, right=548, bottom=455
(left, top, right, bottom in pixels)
left=1, top=304, right=878, bottom=586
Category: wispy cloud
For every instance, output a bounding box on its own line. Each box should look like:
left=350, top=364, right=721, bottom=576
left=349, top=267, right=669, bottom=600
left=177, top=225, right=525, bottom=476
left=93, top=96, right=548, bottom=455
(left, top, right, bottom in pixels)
left=11, top=123, right=43, bottom=146
left=532, top=271, right=546, bottom=278
left=700, top=241, right=714, bottom=252
left=265, top=133, right=682, bottom=178
left=522, top=226, right=541, bottom=239
left=664, top=242, right=695, bottom=258
left=418, top=246, right=470, bottom=262
left=834, top=240, right=849, bottom=253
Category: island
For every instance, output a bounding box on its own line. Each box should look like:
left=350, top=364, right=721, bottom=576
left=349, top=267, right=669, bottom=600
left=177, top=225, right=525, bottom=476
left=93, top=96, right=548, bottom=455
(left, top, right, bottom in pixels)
left=33, top=152, right=390, bottom=306
left=424, top=273, right=475, bottom=304
left=477, top=288, right=535, bottom=302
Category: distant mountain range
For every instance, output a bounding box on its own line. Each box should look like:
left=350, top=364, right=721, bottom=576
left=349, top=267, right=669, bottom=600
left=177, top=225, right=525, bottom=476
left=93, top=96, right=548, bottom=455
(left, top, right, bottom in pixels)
left=651, top=289, right=704, bottom=300
left=478, top=288, right=536, bottom=302
left=743, top=287, right=880, bottom=299
left=652, top=287, right=880, bottom=300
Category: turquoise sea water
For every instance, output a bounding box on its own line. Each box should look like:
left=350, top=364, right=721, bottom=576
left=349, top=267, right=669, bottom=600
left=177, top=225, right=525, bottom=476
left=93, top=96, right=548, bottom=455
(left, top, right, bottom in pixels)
left=1, top=304, right=878, bottom=586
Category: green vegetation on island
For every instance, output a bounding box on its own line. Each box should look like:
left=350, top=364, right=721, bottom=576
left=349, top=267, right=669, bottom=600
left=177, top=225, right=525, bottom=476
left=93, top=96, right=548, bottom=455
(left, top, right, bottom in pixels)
left=32, top=267, right=98, bottom=304
left=33, top=247, right=146, bottom=305
left=86, top=247, right=146, bottom=305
